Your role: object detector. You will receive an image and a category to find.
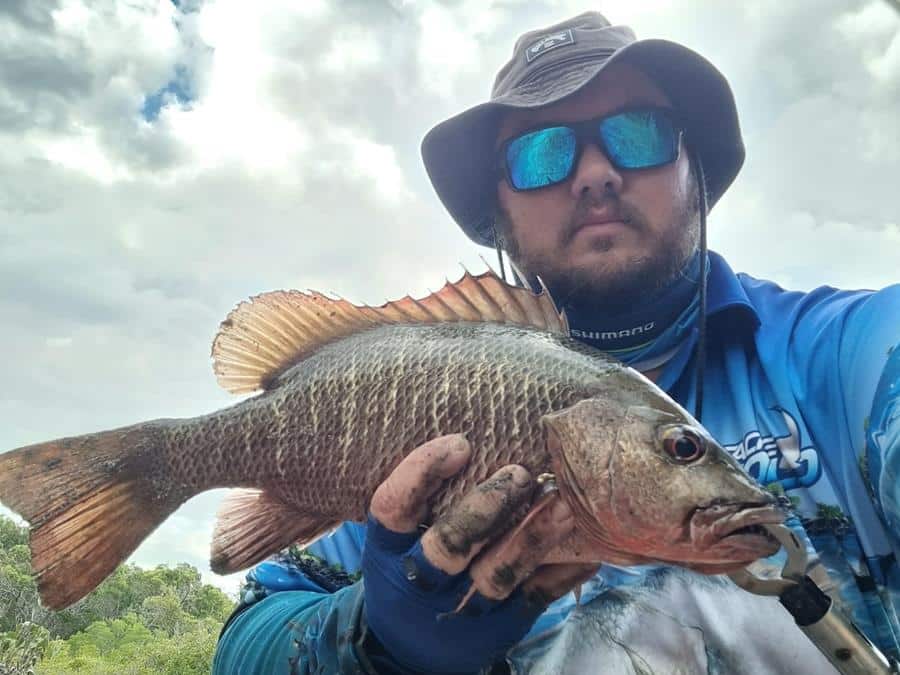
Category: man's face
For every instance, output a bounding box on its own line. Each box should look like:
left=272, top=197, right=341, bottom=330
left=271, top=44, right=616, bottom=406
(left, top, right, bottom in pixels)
left=495, top=62, right=699, bottom=312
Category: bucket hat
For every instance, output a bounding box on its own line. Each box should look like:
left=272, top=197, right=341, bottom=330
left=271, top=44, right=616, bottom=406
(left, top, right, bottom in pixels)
left=421, top=11, right=745, bottom=247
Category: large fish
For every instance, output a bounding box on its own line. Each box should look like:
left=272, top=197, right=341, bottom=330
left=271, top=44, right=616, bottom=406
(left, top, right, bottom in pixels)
left=0, top=271, right=783, bottom=609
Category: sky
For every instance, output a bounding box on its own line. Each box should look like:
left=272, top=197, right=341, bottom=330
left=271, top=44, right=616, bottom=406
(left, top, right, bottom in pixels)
left=0, top=0, right=898, bottom=597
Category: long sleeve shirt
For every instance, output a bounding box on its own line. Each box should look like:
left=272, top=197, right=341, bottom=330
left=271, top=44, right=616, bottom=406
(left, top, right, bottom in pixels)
left=213, top=251, right=900, bottom=674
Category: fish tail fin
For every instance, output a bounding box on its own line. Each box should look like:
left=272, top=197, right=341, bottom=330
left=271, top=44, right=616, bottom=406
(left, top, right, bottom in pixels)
left=0, top=422, right=185, bottom=609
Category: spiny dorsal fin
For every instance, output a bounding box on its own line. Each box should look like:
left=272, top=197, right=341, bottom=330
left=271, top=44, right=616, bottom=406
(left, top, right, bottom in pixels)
left=212, top=269, right=567, bottom=394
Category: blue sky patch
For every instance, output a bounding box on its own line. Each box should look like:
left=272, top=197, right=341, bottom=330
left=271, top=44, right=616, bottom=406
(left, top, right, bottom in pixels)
left=141, top=65, right=193, bottom=122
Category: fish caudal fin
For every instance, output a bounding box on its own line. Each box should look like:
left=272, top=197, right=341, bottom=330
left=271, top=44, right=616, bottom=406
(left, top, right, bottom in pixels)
left=0, top=423, right=184, bottom=609
left=210, top=489, right=339, bottom=574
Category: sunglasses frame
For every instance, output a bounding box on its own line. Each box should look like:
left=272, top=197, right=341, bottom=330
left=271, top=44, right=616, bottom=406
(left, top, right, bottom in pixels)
left=495, top=105, right=685, bottom=192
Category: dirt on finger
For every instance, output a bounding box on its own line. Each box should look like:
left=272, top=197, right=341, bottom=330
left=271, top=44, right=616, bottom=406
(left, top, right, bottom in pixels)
left=421, top=465, right=534, bottom=574
left=469, top=497, right=576, bottom=600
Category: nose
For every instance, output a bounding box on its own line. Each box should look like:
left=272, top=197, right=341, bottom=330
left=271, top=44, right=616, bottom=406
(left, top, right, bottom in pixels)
left=569, top=143, right=623, bottom=199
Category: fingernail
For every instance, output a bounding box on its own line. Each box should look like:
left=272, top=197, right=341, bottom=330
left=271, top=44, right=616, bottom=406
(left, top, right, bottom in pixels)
left=512, top=467, right=532, bottom=488
left=453, top=434, right=470, bottom=452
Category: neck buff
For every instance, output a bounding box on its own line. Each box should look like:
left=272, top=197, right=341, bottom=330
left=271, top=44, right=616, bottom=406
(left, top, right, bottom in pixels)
left=564, top=252, right=705, bottom=369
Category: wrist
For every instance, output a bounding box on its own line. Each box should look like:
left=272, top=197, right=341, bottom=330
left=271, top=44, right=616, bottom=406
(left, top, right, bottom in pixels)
left=359, top=612, right=510, bottom=675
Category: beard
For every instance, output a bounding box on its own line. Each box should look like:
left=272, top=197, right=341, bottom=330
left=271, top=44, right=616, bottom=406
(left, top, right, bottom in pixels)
left=498, top=183, right=700, bottom=315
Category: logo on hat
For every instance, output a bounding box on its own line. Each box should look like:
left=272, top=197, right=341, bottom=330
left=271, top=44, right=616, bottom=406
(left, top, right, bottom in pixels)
left=525, top=29, right=575, bottom=63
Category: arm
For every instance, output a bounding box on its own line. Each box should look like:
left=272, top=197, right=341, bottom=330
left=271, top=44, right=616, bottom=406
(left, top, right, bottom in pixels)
left=786, top=283, right=900, bottom=534
left=842, top=287, right=900, bottom=533
left=213, top=435, right=595, bottom=674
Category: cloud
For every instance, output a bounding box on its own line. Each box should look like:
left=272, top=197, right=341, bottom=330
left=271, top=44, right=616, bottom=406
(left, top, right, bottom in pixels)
left=0, top=0, right=210, bottom=175
left=729, top=0, right=900, bottom=230
left=0, top=0, right=90, bottom=134
left=0, top=0, right=897, bottom=592
left=0, top=0, right=58, bottom=33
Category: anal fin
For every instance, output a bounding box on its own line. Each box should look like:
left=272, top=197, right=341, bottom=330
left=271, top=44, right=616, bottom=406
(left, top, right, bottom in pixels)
left=210, top=489, right=339, bottom=574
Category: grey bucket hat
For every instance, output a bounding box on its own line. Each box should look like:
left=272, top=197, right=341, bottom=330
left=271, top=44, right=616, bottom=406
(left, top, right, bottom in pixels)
left=421, top=11, right=745, bottom=247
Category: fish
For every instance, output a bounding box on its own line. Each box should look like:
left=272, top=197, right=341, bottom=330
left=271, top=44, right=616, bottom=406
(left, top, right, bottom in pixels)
left=0, top=270, right=784, bottom=610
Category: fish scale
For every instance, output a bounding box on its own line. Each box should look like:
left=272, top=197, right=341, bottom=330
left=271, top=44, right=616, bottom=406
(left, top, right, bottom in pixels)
left=198, top=323, right=608, bottom=520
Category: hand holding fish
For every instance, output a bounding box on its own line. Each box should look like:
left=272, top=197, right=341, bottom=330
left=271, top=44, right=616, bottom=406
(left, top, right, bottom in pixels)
left=363, top=434, right=599, bottom=673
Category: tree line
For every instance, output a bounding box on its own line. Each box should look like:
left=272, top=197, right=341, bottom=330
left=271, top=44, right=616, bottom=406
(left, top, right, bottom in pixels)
left=0, top=515, right=236, bottom=674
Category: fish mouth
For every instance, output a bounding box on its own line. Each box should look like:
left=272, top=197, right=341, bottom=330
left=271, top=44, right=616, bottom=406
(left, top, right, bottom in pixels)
left=690, top=502, right=786, bottom=560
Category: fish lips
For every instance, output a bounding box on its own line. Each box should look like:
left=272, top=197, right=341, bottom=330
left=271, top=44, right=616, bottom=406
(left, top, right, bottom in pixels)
left=690, top=502, right=786, bottom=560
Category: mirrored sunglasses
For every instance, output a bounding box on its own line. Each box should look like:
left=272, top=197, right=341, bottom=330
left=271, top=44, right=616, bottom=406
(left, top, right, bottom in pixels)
left=498, top=107, right=683, bottom=192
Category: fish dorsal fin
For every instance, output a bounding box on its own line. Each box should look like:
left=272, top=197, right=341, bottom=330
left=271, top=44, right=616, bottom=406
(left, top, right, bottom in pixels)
left=212, top=269, right=568, bottom=394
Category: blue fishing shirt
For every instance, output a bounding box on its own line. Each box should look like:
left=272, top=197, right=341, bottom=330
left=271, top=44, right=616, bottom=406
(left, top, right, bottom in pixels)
left=212, top=251, right=900, bottom=674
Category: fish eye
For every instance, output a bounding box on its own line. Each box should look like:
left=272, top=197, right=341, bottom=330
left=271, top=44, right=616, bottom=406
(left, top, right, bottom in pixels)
left=662, top=426, right=706, bottom=463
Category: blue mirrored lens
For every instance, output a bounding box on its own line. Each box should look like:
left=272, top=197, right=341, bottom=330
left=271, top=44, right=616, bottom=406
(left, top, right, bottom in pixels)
left=600, top=110, right=678, bottom=169
left=506, top=126, right=576, bottom=190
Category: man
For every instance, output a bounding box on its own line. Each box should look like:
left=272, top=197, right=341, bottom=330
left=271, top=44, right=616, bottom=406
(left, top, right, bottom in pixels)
left=212, top=12, right=900, bottom=674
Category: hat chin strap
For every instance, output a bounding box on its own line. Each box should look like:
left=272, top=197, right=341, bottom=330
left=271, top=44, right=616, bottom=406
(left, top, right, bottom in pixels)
left=493, top=226, right=508, bottom=283
left=493, top=226, right=529, bottom=289
left=689, top=145, right=709, bottom=424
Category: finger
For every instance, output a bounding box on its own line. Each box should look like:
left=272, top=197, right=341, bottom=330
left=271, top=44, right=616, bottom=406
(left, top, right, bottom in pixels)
left=370, top=434, right=471, bottom=533
left=421, top=465, right=533, bottom=575
left=521, top=562, right=601, bottom=608
left=468, top=497, right=575, bottom=601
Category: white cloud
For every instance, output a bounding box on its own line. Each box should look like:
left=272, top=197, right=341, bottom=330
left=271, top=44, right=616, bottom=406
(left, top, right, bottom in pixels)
left=869, top=28, right=900, bottom=82
left=40, top=127, right=133, bottom=182
left=337, top=129, right=412, bottom=203
left=416, top=1, right=505, bottom=98
left=321, top=26, right=382, bottom=74
left=711, top=192, right=899, bottom=292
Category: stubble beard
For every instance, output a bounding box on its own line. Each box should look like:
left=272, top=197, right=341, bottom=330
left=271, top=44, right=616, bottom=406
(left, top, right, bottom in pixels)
left=498, top=187, right=700, bottom=315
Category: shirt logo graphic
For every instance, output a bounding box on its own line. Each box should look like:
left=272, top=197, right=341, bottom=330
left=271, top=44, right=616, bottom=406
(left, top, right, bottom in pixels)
left=723, top=407, right=821, bottom=490
left=570, top=323, right=655, bottom=341
left=525, top=29, right=575, bottom=63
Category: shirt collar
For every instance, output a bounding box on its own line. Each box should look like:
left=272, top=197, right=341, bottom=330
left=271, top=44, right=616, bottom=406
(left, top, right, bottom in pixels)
left=653, top=251, right=759, bottom=394
left=706, top=250, right=760, bottom=328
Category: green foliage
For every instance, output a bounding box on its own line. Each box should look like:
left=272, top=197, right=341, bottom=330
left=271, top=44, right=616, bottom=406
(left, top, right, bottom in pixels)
left=0, top=515, right=236, bottom=674
left=763, top=481, right=800, bottom=510
left=764, top=481, right=785, bottom=496
left=0, top=621, right=50, bottom=675
left=815, top=502, right=848, bottom=523
left=0, top=519, right=41, bottom=636
left=858, top=451, right=877, bottom=500
left=0, top=518, right=27, bottom=552
left=36, top=617, right=223, bottom=675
